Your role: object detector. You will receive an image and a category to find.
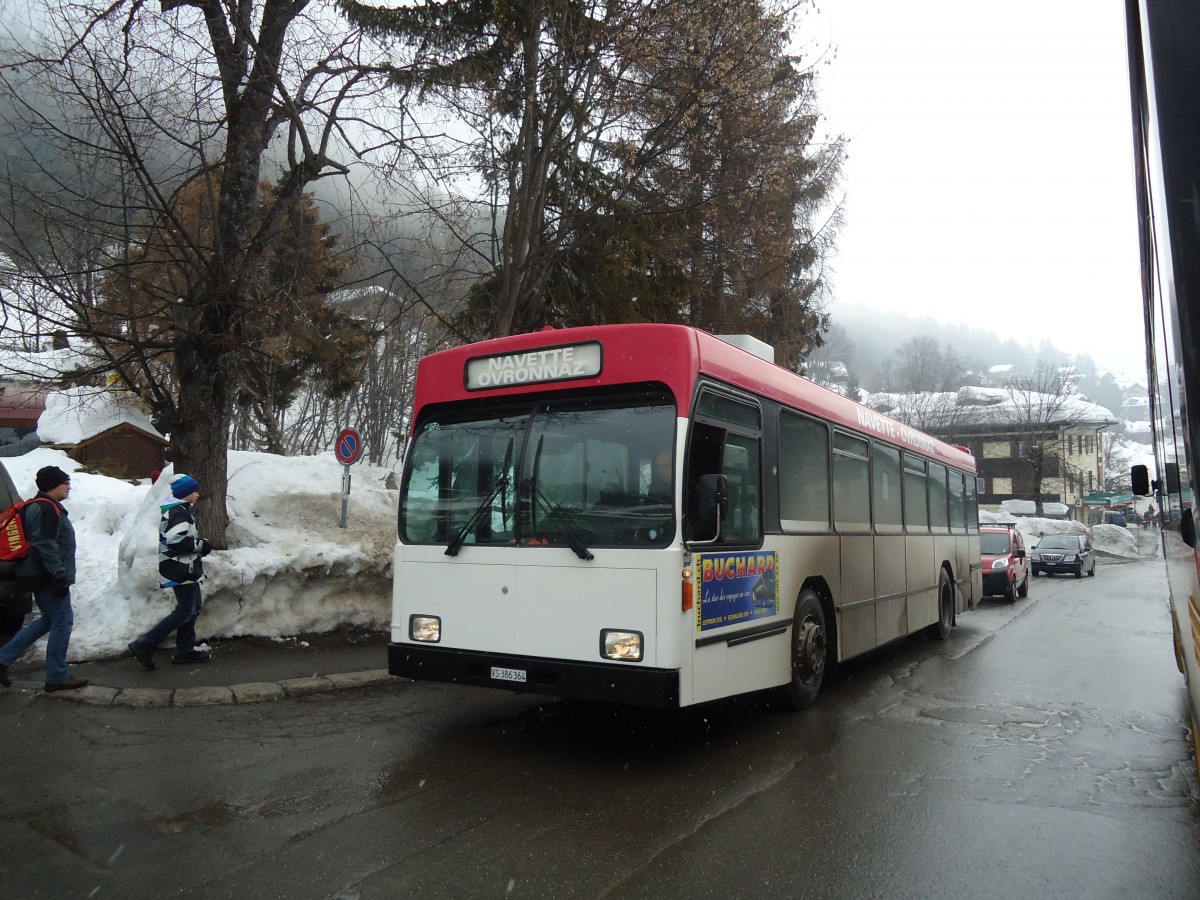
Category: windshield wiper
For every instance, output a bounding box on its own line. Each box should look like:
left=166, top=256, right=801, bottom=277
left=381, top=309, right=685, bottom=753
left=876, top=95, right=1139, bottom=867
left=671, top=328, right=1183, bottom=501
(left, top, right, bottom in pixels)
left=445, top=438, right=513, bottom=557
left=523, top=477, right=594, bottom=561
left=444, top=476, right=508, bottom=557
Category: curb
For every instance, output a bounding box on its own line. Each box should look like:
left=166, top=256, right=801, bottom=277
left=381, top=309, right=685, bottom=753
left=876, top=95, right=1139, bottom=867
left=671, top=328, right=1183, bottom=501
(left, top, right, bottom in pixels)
left=4, top=669, right=402, bottom=707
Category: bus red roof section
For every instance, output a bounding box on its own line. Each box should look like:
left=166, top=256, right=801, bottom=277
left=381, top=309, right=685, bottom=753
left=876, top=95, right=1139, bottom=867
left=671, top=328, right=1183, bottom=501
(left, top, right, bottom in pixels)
left=411, top=324, right=976, bottom=472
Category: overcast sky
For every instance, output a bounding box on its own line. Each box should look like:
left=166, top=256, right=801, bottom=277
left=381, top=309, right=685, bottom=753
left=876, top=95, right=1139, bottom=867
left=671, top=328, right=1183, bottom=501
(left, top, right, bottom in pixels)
left=809, top=0, right=1142, bottom=378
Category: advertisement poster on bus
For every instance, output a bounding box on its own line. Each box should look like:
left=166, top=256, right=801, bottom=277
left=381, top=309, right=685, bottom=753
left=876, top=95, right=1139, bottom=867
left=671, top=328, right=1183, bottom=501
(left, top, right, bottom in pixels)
left=694, top=551, right=779, bottom=632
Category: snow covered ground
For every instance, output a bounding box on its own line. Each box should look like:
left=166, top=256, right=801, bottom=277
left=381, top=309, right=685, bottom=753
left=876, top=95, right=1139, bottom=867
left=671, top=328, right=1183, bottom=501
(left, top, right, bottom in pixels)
left=2, top=447, right=399, bottom=663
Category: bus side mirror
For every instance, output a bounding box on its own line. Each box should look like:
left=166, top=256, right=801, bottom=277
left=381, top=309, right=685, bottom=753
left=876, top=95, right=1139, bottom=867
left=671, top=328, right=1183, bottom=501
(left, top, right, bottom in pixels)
left=1131, top=464, right=1150, bottom=496
left=689, top=473, right=728, bottom=546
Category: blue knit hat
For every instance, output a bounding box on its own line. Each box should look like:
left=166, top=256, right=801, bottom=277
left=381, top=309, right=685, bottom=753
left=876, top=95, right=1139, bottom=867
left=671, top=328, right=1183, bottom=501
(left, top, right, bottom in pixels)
left=170, top=473, right=201, bottom=499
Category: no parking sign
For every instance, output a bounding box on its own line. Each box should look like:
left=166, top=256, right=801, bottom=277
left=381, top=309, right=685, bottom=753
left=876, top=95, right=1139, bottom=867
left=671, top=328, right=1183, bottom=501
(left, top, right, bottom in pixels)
left=335, top=427, right=363, bottom=527
left=335, top=428, right=363, bottom=465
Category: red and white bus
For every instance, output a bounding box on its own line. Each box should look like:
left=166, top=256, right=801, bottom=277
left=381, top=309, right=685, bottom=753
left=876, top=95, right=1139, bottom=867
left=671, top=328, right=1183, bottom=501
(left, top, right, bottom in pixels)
left=391, top=324, right=980, bottom=708
left=1125, top=0, right=1200, bottom=777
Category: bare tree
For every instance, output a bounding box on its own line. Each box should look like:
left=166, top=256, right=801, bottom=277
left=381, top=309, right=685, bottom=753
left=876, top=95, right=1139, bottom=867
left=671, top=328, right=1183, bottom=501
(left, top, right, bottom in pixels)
left=866, top=389, right=983, bottom=436
left=280, top=280, right=437, bottom=467
left=885, top=336, right=969, bottom=393
left=803, top=322, right=856, bottom=393
left=1002, top=363, right=1105, bottom=515
left=1102, top=433, right=1135, bottom=492
left=0, top=1, right=403, bottom=543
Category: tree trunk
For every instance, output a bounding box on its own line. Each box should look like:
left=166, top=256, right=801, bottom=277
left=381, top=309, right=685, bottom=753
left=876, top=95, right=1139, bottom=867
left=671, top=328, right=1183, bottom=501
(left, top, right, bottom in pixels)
left=172, top=327, right=234, bottom=546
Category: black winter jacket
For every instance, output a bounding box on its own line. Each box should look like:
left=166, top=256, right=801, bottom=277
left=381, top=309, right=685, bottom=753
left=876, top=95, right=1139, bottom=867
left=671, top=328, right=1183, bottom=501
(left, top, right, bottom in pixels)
left=15, top=493, right=76, bottom=591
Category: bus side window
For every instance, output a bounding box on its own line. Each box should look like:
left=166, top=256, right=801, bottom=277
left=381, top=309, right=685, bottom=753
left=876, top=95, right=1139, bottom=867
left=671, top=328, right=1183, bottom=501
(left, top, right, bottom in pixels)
left=903, top=454, right=929, bottom=532
left=928, top=462, right=949, bottom=532
left=684, top=423, right=761, bottom=544
left=948, top=470, right=966, bottom=531
left=722, top=433, right=761, bottom=544
left=779, top=411, right=830, bottom=531
left=966, top=475, right=980, bottom=532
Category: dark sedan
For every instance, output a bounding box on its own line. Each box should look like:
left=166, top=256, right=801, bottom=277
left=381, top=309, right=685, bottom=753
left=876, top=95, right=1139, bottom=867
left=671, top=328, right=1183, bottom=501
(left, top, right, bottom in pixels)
left=1031, top=533, right=1096, bottom=579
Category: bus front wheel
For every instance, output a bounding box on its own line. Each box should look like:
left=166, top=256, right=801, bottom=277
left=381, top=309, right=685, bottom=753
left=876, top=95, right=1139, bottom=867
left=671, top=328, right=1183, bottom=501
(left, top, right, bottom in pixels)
left=925, top=569, right=954, bottom=640
left=785, top=590, right=828, bottom=710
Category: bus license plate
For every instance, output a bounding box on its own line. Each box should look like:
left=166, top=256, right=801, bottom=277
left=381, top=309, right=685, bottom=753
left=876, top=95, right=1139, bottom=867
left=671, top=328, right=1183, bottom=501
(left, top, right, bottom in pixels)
left=490, top=666, right=527, bottom=684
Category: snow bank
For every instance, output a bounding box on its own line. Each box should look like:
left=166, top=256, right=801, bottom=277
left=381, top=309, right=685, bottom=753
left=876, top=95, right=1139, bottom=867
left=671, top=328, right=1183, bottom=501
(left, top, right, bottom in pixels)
left=979, top=509, right=1140, bottom=559
left=2, top=447, right=399, bottom=662
left=1090, top=523, right=1140, bottom=557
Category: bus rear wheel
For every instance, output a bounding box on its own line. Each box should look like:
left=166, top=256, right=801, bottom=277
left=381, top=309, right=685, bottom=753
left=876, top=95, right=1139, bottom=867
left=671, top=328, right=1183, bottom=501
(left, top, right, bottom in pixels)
left=785, top=590, right=827, bottom=710
left=925, top=569, right=954, bottom=640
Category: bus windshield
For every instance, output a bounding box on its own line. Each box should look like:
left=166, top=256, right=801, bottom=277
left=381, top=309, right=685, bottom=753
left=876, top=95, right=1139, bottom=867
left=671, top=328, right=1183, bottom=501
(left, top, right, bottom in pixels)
left=400, top=391, right=677, bottom=550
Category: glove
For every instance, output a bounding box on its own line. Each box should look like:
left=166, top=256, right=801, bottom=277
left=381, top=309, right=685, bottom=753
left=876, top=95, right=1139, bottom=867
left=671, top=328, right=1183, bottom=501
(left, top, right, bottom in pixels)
left=198, top=539, right=212, bottom=557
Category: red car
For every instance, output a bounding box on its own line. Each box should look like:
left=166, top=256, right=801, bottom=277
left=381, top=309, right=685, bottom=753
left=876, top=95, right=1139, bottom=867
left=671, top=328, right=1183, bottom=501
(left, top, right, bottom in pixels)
left=980, top=525, right=1030, bottom=603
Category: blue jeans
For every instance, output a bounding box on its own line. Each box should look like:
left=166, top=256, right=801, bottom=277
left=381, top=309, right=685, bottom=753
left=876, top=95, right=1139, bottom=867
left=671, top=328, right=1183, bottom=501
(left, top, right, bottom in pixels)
left=134, top=582, right=202, bottom=655
left=0, top=587, right=73, bottom=683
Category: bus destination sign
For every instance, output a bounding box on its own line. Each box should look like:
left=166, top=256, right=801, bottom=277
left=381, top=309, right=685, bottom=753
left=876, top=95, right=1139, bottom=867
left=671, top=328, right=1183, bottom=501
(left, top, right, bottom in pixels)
left=466, top=341, right=602, bottom=390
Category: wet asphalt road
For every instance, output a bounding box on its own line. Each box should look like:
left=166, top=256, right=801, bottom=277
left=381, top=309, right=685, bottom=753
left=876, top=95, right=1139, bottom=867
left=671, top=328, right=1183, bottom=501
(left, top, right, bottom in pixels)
left=3, top=539, right=1199, bottom=899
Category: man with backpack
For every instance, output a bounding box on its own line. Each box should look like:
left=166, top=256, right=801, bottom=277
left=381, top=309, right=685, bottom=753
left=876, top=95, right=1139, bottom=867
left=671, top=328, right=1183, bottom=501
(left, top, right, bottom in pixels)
left=0, top=465, right=87, bottom=692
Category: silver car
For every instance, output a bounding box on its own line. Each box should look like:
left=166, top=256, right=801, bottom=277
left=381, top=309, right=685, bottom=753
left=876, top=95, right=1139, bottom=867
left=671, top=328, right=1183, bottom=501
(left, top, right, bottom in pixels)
left=1031, top=533, right=1096, bottom=578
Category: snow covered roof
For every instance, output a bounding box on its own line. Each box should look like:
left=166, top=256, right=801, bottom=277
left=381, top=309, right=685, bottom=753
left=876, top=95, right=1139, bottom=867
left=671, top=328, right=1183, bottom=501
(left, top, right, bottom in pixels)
left=37, top=387, right=164, bottom=444
left=863, top=387, right=1117, bottom=430
left=0, top=345, right=98, bottom=380
left=1001, top=499, right=1070, bottom=518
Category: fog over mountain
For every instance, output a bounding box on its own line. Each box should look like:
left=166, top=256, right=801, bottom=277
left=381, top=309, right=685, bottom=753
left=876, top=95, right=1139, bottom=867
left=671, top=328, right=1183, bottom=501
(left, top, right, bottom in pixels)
left=826, top=302, right=1145, bottom=391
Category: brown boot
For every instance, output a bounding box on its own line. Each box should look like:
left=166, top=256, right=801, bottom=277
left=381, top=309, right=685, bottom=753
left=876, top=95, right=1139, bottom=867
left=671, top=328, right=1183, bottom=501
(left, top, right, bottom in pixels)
left=44, top=677, right=89, bottom=692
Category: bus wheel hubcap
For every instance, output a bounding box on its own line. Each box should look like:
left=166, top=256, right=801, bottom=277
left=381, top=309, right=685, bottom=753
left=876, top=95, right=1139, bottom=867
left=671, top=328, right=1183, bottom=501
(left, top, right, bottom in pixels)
left=795, top=619, right=826, bottom=682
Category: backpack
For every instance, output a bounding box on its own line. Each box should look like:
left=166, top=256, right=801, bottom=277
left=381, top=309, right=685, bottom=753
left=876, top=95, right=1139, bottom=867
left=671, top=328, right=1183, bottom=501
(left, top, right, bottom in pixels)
left=0, top=498, right=60, bottom=562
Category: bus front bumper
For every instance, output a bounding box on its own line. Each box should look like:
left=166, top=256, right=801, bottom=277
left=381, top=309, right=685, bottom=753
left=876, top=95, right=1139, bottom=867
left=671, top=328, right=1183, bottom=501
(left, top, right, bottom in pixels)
left=389, top=643, right=680, bottom=708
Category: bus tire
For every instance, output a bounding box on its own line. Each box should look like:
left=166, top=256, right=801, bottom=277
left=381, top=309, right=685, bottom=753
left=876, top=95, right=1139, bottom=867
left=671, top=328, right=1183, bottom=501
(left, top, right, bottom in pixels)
left=925, top=568, right=954, bottom=640
left=785, top=589, right=828, bottom=710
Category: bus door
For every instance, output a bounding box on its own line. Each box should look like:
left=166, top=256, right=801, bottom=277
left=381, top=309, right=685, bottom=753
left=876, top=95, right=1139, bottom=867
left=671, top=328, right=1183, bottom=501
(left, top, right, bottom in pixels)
left=872, top=442, right=907, bottom=644
left=685, top=389, right=783, bottom=703
left=833, top=431, right=876, bottom=657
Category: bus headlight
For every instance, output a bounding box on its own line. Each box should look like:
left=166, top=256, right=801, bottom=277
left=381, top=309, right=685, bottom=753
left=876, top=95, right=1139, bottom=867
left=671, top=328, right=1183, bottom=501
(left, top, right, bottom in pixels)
left=410, top=615, right=441, bottom=643
left=601, top=629, right=643, bottom=662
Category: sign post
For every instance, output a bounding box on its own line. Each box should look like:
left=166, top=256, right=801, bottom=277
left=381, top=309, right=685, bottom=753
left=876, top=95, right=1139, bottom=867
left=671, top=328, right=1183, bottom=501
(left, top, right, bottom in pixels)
left=334, top=427, right=364, bottom=528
